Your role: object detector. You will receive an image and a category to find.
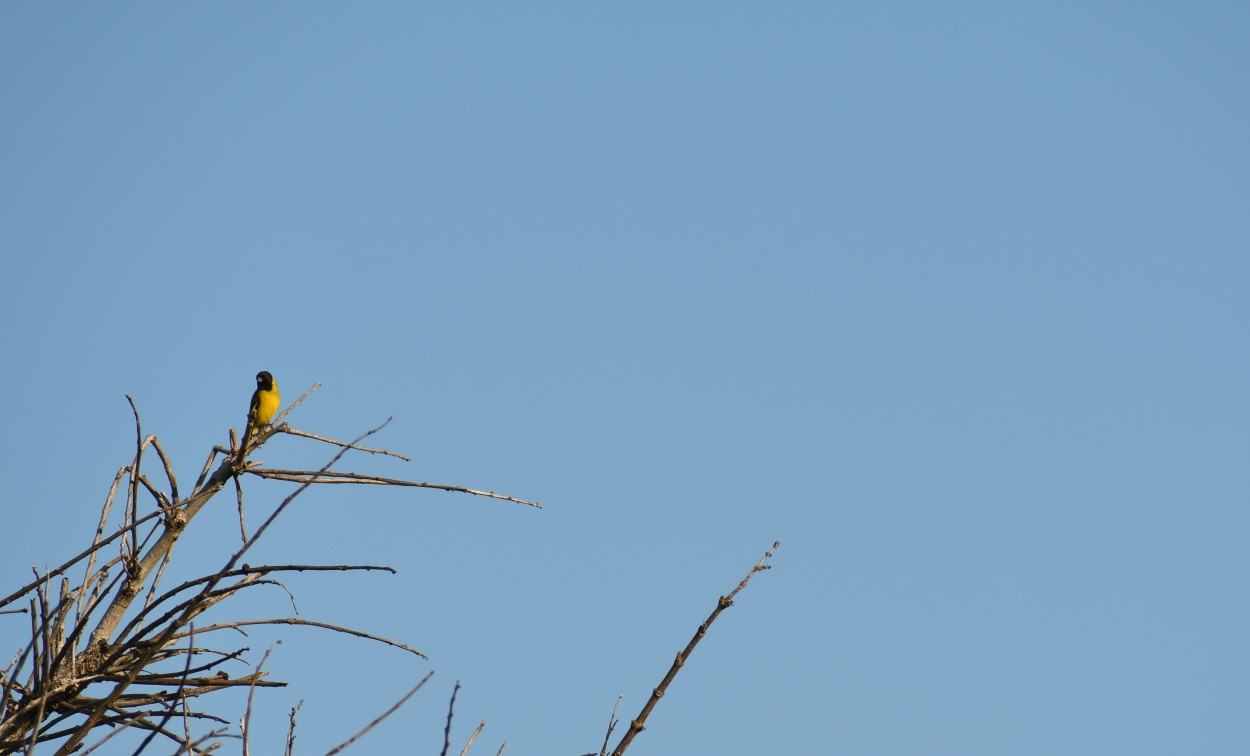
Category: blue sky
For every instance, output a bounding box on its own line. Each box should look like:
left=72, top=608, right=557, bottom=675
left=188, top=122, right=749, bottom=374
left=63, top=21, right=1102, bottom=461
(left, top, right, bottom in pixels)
left=2, top=3, right=1248, bottom=754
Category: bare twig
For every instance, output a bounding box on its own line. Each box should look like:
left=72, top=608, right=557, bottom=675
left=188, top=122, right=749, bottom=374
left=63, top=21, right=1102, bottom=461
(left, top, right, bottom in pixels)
left=242, top=642, right=279, bottom=756
left=441, top=680, right=461, bottom=756
left=191, top=446, right=222, bottom=496
left=231, top=420, right=388, bottom=566
left=324, top=671, right=434, bottom=755
left=129, top=564, right=395, bottom=636
left=272, top=382, right=320, bottom=426
left=146, top=434, right=180, bottom=507
left=599, top=694, right=622, bottom=756
left=125, top=395, right=144, bottom=562
left=132, top=624, right=195, bottom=754
left=73, top=467, right=125, bottom=624
left=171, top=619, right=426, bottom=660
left=279, top=427, right=411, bottom=461
left=460, top=721, right=486, bottom=756
left=0, top=505, right=166, bottom=610
left=130, top=472, right=172, bottom=515
left=28, top=581, right=51, bottom=756
left=142, top=549, right=175, bottom=619
left=610, top=541, right=780, bottom=756
left=247, top=469, right=540, bottom=508
left=283, top=701, right=303, bottom=756
left=233, top=474, right=248, bottom=543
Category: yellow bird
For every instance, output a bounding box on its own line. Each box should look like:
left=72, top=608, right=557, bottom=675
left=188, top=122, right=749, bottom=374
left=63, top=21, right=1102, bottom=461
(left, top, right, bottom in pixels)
left=248, top=370, right=281, bottom=433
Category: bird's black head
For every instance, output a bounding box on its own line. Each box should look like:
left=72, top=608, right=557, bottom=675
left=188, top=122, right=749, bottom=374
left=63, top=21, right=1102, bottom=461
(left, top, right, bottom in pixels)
left=256, top=371, right=274, bottom=389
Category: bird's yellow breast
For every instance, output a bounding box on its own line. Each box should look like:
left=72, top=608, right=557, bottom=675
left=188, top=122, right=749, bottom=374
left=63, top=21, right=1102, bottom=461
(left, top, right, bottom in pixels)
left=251, top=386, right=281, bottom=426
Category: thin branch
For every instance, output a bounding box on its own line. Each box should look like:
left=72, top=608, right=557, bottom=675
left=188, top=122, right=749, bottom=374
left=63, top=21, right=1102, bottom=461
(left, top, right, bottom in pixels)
left=230, top=420, right=391, bottom=568
left=0, top=506, right=165, bottom=609
left=75, top=712, right=140, bottom=755
left=172, top=619, right=426, bottom=660
left=142, top=549, right=175, bottom=617
left=324, top=671, right=434, bottom=756
left=441, top=680, right=461, bottom=756
left=131, top=564, right=395, bottom=639
left=119, top=563, right=395, bottom=653
left=80, top=467, right=127, bottom=606
left=132, top=471, right=172, bottom=512
left=724, top=541, right=780, bottom=603
left=75, top=705, right=222, bottom=756
left=191, top=446, right=223, bottom=496
left=279, top=427, right=411, bottom=461
left=599, top=695, right=622, bottom=756
left=272, top=382, right=320, bottom=427
left=459, top=721, right=486, bottom=756
left=242, top=643, right=279, bottom=756
left=247, top=469, right=541, bottom=508
left=610, top=541, right=780, bottom=756
left=125, top=395, right=144, bottom=562
left=146, top=435, right=181, bottom=506
left=233, top=473, right=247, bottom=543
left=151, top=647, right=248, bottom=678
left=87, top=469, right=236, bottom=646
left=28, top=585, right=50, bottom=756
left=178, top=671, right=193, bottom=750
left=283, top=701, right=303, bottom=756
left=115, top=575, right=267, bottom=650
left=133, top=624, right=195, bottom=754
left=104, top=672, right=282, bottom=698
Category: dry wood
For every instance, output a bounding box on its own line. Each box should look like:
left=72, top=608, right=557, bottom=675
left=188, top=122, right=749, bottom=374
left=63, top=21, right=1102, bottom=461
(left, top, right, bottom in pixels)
left=609, top=541, right=780, bottom=756
left=0, top=381, right=534, bottom=753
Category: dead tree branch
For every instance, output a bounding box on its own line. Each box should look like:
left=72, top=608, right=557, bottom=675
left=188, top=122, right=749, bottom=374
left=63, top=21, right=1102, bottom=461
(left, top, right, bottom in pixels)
left=609, top=541, right=780, bottom=756
left=0, top=380, right=535, bottom=753
left=324, top=671, right=435, bottom=756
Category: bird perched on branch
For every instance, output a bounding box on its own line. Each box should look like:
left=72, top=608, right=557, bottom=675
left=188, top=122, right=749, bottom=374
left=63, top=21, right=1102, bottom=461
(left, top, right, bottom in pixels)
left=247, top=370, right=280, bottom=434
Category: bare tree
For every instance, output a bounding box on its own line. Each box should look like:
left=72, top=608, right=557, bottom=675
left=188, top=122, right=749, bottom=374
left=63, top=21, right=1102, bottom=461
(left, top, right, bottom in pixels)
left=0, top=382, right=536, bottom=754
left=0, top=381, right=777, bottom=755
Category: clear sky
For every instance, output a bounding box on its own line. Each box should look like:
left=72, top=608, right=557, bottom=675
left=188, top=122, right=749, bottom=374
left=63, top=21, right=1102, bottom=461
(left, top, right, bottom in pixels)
left=2, top=3, right=1248, bottom=754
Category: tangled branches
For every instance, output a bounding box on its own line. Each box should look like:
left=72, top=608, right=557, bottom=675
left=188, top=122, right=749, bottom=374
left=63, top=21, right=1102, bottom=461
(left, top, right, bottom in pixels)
left=0, top=382, right=536, bottom=754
